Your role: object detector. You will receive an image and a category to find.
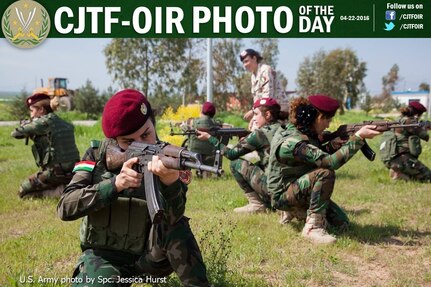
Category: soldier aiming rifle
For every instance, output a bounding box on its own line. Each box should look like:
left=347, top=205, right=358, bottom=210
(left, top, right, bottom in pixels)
left=321, top=119, right=426, bottom=161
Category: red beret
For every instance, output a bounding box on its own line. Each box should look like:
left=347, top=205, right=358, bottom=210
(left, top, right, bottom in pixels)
left=26, top=93, right=50, bottom=107
left=253, top=97, right=280, bottom=109
left=308, top=94, right=339, bottom=117
left=102, top=89, right=153, bottom=138
left=202, top=102, right=216, bottom=117
left=409, top=101, right=427, bottom=114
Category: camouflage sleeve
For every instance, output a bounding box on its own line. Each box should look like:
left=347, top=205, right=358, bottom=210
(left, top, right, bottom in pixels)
left=57, top=148, right=119, bottom=221
left=15, top=117, right=51, bottom=137
left=279, top=135, right=364, bottom=170
left=260, top=65, right=275, bottom=98
left=159, top=180, right=187, bottom=225
left=402, top=117, right=429, bottom=141
left=207, top=130, right=263, bottom=160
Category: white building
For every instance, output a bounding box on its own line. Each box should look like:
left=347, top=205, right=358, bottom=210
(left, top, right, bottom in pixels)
left=391, top=90, right=431, bottom=113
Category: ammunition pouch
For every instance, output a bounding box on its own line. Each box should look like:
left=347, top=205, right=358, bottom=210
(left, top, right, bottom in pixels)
left=80, top=197, right=151, bottom=255
left=408, top=135, right=422, bottom=157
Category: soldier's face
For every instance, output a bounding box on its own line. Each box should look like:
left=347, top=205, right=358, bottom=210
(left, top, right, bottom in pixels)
left=313, top=115, right=332, bottom=135
left=252, top=108, right=269, bottom=129
left=116, top=120, right=157, bottom=150
left=29, top=106, right=44, bottom=119
left=242, top=56, right=258, bottom=73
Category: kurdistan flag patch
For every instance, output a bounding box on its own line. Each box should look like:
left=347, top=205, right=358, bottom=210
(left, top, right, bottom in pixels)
left=73, top=161, right=96, bottom=172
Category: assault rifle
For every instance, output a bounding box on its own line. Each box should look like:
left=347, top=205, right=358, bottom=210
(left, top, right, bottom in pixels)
left=105, top=141, right=224, bottom=224
left=11, top=119, right=32, bottom=145
left=169, top=125, right=250, bottom=146
left=322, top=120, right=426, bottom=161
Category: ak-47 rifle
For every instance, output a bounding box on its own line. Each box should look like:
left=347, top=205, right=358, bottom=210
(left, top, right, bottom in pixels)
left=322, top=120, right=427, bottom=161
left=105, top=141, right=224, bottom=224
left=11, top=119, right=32, bottom=145
left=169, top=125, right=250, bottom=146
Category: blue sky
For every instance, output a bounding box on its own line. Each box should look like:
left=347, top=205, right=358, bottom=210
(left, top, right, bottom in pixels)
left=0, top=38, right=430, bottom=96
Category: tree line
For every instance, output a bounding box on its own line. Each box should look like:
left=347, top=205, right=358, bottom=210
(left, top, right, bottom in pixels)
left=9, top=38, right=430, bottom=120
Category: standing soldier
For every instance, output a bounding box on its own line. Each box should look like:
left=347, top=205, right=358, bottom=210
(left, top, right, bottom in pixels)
left=57, top=89, right=209, bottom=286
left=267, top=95, right=381, bottom=244
left=11, top=93, right=79, bottom=199
left=239, top=49, right=284, bottom=130
left=380, top=101, right=431, bottom=181
left=198, top=98, right=288, bottom=213
left=188, top=102, right=221, bottom=178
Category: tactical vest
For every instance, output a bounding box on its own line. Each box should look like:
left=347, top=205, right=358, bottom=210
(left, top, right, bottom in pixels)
left=393, top=116, right=424, bottom=157
left=32, top=113, right=80, bottom=171
left=267, top=124, right=318, bottom=207
left=188, top=116, right=220, bottom=155
left=79, top=139, right=151, bottom=255
left=379, top=131, right=398, bottom=164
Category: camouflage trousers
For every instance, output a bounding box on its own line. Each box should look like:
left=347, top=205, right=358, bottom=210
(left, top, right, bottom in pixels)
left=72, top=217, right=209, bottom=287
left=387, top=154, right=431, bottom=182
left=19, top=167, right=72, bottom=198
left=229, top=158, right=271, bottom=205
left=273, top=168, right=349, bottom=227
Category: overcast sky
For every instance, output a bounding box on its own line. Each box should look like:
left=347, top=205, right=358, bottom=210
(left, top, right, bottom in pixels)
left=0, top=38, right=430, bottom=96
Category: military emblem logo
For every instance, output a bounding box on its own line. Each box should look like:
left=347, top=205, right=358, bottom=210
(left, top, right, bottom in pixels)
left=141, top=103, right=147, bottom=115
left=2, top=0, right=50, bottom=49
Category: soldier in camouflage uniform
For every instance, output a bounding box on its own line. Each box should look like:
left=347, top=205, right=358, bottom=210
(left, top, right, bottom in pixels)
left=197, top=98, right=288, bottom=213
left=57, top=89, right=209, bottom=287
left=239, top=49, right=284, bottom=131
left=11, top=93, right=79, bottom=199
left=380, top=101, right=431, bottom=181
left=188, top=102, right=221, bottom=178
left=266, top=95, right=381, bottom=244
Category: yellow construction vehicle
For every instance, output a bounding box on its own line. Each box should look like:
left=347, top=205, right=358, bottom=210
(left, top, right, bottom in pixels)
left=33, top=77, right=74, bottom=111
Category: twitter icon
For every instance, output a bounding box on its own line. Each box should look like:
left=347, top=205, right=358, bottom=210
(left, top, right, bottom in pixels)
left=384, top=22, right=395, bottom=31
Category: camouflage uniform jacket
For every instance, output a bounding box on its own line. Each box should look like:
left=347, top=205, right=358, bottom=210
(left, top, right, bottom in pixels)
left=251, top=63, right=283, bottom=102
left=208, top=122, right=281, bottom=170
left=12, top=113, right=79, bottom=169
left=267, top=123, right=364, bottom=203
left=394, top=116, right=429, bottom=155
left=57, top=139, right=187, bottom=255
left=188, top=115, right=221, bottom=155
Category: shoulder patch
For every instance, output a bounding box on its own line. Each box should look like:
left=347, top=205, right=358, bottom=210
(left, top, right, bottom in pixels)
left=73, top=161, right=96, bottom=172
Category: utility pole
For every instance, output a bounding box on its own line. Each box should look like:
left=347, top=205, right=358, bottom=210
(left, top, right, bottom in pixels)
left=206, top=38, right=213, bottom=103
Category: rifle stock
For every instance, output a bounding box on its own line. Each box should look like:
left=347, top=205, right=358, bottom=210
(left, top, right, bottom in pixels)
left=106, top=141, right=224, bottom=223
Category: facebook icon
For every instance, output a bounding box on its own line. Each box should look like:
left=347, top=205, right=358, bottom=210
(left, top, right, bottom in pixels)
left=385, top=10, right=396, bottom=21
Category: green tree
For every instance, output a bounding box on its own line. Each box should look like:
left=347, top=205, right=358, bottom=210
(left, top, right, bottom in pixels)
left=360, top=93, right=372, bottom=116
left=296, top=48, right=367, bottom=114
left=419, top=82, right=430, bottom=92
left=73, top=80, right=104, bottom=119
left=375, top=64, right=400, bottom=112
left=8, top=89, right=30, bottom=120
left=212, top=38, right=248, bottom=111
left=104, top=38, right=205, bottom=113
left=253, top=38, right=279, bottom=68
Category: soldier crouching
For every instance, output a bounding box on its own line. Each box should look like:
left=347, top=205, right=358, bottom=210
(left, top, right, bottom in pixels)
left=11, top=93, right=80, bottom=199
left=57, top=89, right=209, bottom=286
left=267, top=95, right=381, bottom=244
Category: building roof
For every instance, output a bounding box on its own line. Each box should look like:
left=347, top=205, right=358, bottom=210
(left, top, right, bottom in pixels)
left=392, top=90, right=429, bottom=95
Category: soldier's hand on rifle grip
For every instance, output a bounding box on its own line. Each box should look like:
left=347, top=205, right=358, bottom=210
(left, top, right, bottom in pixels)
left=148, top=155, right=179, bottom=186
left=196, top=130, right=211, bottom=141
left=115, top=157, right=143, bottom=192
left=355, top=125, right=382, bottom=139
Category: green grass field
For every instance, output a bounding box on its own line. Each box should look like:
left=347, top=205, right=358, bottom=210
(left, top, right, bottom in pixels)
left=1, top=111, right=431, bottom=286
